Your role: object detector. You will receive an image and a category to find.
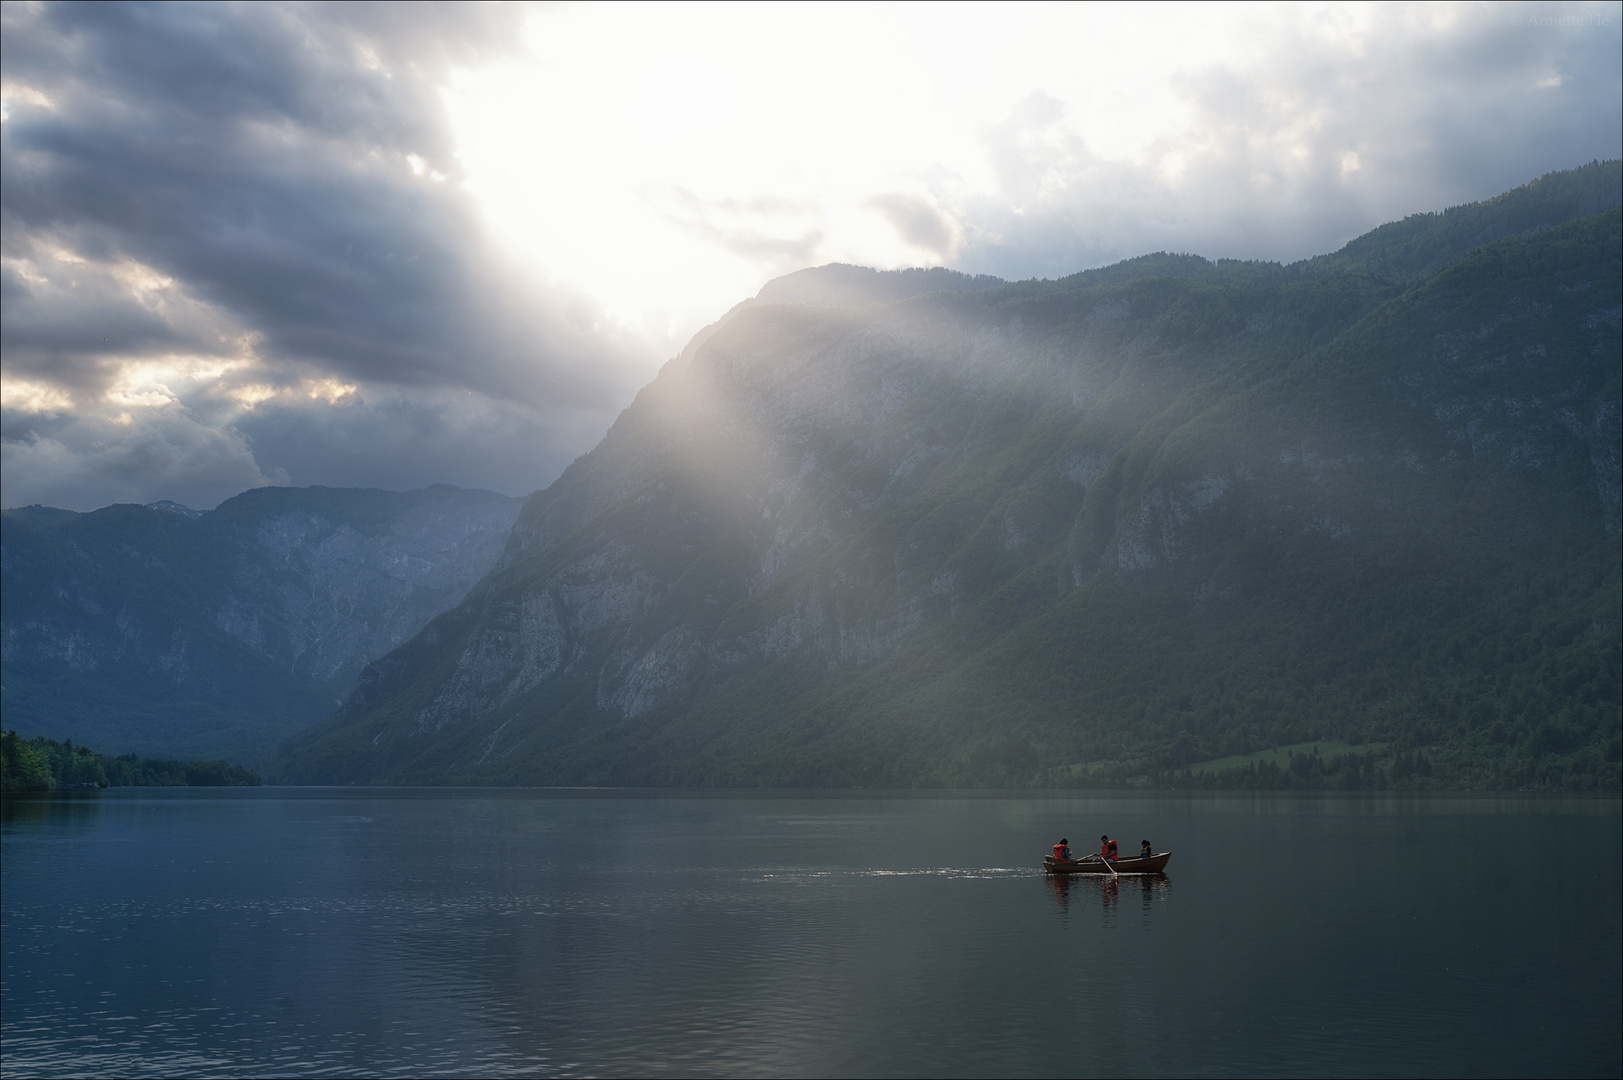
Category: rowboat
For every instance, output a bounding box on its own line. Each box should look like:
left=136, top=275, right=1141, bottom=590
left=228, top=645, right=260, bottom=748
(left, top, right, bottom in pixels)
left=1044, top=852, right=1170, bottom=874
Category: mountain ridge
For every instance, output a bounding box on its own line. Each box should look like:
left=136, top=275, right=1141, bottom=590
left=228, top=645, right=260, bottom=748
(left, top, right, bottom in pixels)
left=274, top=161, right=1621, bottom=789
left=1, top=484, right=525, bottom=761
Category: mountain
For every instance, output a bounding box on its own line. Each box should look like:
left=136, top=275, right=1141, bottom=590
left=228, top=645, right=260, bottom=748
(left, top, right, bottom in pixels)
left=272, top=160, right=1615, bottom=789
left=1, top=485, right=523, bottom=762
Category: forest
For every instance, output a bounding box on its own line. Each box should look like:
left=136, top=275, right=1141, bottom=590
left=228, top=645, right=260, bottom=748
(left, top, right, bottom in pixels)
left=0, top=731, right=262, bottom=792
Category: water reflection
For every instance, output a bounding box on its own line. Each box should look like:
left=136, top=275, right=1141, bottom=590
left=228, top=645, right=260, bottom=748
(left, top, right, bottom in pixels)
left=0, top=791, right=104, bottom=826
left=1048, top=871, right=1171, bottom=915
left=3, top=790, right=1618, bottom=1079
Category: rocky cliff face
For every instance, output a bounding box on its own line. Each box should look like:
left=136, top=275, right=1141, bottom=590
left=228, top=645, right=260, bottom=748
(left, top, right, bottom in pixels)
left=212, top=492, right=524, bottom=689
left=1, top=485, right=523, bottom=760
left=277, top=164, right=1622, bottom=790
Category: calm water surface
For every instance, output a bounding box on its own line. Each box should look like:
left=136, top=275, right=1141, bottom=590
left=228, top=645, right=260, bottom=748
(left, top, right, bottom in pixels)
left=2, top=789, right=1618, bottom=1078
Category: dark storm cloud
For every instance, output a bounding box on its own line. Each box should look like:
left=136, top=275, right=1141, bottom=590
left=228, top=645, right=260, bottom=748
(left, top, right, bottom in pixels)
left=0, top=242, right=213, bottom=392
left=226, top=391, right=607, bottom=499
left=2, top=0, right=647, bottom=509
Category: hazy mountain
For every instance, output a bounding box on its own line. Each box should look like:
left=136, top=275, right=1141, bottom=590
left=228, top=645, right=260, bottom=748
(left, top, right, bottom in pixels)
left=287, top=165, right=1622, bottom=788
left=1, top=485, right=523, bottom=762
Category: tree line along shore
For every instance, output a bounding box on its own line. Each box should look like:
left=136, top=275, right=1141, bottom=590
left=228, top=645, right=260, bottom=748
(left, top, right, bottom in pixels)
left=1, top=731, right=261, bottom=792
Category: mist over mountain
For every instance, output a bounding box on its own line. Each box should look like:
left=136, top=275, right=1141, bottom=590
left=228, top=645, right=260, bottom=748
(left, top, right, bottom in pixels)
left=274, top=162, right=1621, bottom=790
left=1, top=485, right=523, bottom=762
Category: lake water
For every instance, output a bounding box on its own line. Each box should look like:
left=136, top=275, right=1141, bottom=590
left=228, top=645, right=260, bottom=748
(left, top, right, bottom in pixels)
left=2, top=789, right=1618, bottom=1078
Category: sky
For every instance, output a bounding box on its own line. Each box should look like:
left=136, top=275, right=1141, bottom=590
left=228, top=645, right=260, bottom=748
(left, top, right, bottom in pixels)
left=2, top=1, right=1619, bottom=511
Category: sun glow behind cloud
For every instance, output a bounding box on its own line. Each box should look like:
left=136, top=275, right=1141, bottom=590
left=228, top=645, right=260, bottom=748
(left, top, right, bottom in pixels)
left=441, top=2, right=1402, bottom=352
left=449, top=5, right=1149, bottom=342
left=445, top=4, right=953, bottom=346
left=2, top=0, right=1617, bottom=510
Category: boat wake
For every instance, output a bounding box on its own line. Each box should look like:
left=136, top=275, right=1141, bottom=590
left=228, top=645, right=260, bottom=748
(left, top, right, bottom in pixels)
left=747, top=867, right=1038, bottom=882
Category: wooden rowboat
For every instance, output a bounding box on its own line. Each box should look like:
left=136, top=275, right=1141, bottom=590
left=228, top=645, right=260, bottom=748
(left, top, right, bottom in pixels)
left=1044, top=852, right=1170, bottom=874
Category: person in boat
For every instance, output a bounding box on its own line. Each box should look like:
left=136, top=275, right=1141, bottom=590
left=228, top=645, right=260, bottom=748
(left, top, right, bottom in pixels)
left=1099, top=835, right=1118, bottom=861
left=1140, top=840, right=1153, bottom=859
left=1052, top=838, right=1073, bottom=862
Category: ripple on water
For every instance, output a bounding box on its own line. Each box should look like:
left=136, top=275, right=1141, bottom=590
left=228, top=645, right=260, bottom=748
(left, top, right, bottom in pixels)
left=3, top=790, right=1619, bottom=1078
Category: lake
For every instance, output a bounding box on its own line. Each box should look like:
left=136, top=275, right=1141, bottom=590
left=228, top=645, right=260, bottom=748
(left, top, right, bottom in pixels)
left=2, top=789, right=1618, bottom=1078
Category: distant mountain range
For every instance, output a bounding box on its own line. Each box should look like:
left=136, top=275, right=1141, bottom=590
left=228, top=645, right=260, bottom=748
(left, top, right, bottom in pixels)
left=259, top=161, right=1620, bottom=790
left=1, top=485, right=522, bottom=762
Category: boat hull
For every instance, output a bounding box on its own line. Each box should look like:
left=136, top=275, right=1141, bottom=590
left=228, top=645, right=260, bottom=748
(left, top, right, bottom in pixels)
left=1044, top=852, right=1170, bottom=874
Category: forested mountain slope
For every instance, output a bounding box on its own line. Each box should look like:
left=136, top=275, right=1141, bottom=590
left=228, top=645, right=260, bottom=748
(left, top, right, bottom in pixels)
left=276, top=162, right=1622, bottom=789
left=1, top=485, right=523, bottom=761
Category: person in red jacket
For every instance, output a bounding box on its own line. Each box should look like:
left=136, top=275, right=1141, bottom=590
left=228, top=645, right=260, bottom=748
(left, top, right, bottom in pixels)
left=1053, top=838, right=1073, bottom=862
left=1099, top=835, right=1118, bottom=861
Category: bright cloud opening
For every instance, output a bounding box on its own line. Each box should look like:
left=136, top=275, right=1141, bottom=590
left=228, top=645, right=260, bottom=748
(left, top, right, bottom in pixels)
left=3, top=0, right=1618, bottom=511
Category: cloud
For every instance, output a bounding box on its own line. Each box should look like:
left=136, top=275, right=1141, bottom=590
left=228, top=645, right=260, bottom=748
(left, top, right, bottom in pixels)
left=444, top=3, right=1620, bottom=339
left=868, top=194, right=958, bottom=259
left=1, top=399, right=283, bottom=511
left=652, top=189, right=826, bottom=275
left=949, top=3, right=1623, bottom=278
left=227, top=387, right=615, bottom=499
left=1, top=0, right=652, bottom=510
left=3, top=1, right=1619, bottom=512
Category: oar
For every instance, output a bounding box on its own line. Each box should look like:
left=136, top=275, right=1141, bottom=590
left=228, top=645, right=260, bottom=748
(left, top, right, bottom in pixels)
left=1084, top=852, right=1119, bottom=879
